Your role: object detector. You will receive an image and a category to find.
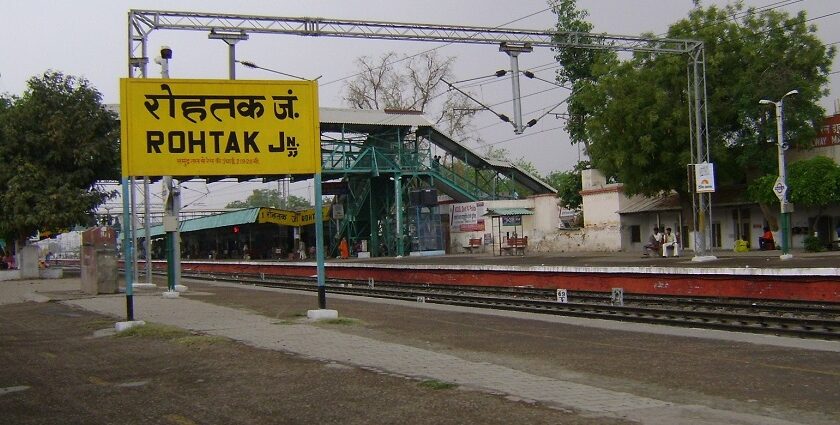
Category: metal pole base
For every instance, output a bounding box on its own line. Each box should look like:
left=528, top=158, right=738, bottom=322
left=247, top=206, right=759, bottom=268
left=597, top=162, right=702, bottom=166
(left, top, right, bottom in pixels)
left=125, top=294, right=134, bottom=321
left=318, top=286, right=326, bottom=309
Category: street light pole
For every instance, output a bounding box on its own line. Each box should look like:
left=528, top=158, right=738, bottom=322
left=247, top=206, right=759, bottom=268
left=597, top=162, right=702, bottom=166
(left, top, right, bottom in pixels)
left=760, top=89, right=798, bottom=260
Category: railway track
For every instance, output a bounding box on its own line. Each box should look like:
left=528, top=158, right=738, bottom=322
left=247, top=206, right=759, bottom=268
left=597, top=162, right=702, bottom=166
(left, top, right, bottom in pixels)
left=180, top=270, right=840, bottom=340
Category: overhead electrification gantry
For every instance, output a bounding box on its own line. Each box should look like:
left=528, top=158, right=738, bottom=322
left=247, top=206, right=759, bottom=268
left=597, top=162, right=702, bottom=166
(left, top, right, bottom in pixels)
left=127, top=9, right=714, bottom=256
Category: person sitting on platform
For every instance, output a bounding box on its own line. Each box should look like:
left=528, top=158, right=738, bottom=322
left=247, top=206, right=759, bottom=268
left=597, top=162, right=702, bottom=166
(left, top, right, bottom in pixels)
left=643, top=227, right=662, bottom=256
left=759, top=226, right=775, bottom=250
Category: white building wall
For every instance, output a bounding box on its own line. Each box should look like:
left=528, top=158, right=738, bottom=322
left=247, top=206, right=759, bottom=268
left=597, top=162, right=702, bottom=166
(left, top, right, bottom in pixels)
left=578, top=169, right=626, bottom=252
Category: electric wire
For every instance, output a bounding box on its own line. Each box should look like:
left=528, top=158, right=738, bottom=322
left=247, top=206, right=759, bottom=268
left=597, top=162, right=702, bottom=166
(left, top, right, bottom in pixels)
left=319, top=6, right=554, bottom=87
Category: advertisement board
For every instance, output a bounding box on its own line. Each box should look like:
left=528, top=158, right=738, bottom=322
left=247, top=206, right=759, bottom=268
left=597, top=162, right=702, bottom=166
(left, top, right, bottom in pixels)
left=450, top=202, right=486, bottom=232
left=120, top=78, right=320, bottom=177
left=694, top=162, right=716, bottom=193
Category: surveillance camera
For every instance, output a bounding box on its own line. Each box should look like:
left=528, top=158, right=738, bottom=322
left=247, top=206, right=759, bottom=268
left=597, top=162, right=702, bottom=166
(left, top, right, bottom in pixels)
left=160, top=46, right=173, bottom=59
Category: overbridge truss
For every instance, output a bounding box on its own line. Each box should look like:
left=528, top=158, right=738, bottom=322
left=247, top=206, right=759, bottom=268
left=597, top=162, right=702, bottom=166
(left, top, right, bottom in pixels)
left=127, top=9, right=713, bottom=255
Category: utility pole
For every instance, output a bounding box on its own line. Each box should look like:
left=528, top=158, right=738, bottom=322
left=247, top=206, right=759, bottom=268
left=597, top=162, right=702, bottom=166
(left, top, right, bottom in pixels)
left=209, top=29, right=249, bottom=80
left=499, top=42, right=533, bottom=135
left=760, top=89, right=798, bottom=260
left=157, top=46, right=187, bottom=294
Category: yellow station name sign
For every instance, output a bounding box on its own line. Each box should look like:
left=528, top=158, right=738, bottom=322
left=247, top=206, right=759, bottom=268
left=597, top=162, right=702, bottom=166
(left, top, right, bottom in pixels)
left=258, top=207, right=330, bottom=227
left=120, top=78, right=320, bottom=177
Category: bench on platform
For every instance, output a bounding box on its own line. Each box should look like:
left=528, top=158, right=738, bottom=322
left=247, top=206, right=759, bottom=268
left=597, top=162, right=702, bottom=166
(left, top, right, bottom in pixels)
left=501, top=237, right=528, bottom=256
left=463, top=238, right=483, bottom=254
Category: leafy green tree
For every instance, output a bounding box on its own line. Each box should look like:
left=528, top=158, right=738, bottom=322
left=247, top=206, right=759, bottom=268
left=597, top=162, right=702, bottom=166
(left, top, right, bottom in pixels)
left=561, top=2, right=835, bottom=197
left=0, top=71, right=119, bottom=244
left=748, top=156, right=840, bottom=231
left=226, top=189, right=311, bottom=210
left=545, top=169, right=583, bottom=211
left=551, top=0, right=617, bottom=150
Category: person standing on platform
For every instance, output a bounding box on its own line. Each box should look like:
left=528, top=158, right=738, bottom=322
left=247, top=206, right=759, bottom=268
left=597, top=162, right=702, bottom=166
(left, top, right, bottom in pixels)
left=338, top=238, right=350, bottom=259
left=662, top=227, right=678, bottom=257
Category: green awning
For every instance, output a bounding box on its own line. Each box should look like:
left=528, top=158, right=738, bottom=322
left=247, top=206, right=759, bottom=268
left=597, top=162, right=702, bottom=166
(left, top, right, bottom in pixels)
left=136, top=208, right=261, bottom=239
left=484, top=208, right=534, bottom=217
left=181, top=208, right=261, bottom=233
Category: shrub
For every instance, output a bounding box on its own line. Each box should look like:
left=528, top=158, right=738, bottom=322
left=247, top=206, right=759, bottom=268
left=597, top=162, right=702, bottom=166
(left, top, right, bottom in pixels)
left=803, top=235, right=824, bottom=252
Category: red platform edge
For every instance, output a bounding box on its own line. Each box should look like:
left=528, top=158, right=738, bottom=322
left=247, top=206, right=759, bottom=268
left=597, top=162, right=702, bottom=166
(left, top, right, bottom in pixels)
left=166, top=261, right=840, bottom=303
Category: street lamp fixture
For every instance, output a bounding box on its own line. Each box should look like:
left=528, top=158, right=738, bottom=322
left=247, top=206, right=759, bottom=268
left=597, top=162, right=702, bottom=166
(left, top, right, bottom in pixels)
left=759, top=89, right=798, bottom=260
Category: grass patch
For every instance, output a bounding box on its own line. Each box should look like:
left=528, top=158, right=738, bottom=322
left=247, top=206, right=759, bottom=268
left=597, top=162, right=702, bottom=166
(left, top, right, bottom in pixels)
left=319, top=318, right=359, bottom=326
left=173, top=335, right=228, bottom=347
left=115, top=323, right=190, bottom=340
left=418, top=379, right=457, bottom=390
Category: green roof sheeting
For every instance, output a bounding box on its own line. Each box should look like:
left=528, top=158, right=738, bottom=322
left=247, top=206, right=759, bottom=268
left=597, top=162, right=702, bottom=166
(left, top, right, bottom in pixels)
left=136, top=208, right=261, bottom=239
left=181, top=208, right=261, bottom=233
left=484, top=208, right=534, bottom=217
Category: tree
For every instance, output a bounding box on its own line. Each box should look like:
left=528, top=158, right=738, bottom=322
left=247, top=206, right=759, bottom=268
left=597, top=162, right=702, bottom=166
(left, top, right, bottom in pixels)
left=748, top=156, right=840, bottom=231
left=0, top=71, right=119, bottom=244
left=560, top=2, right=835, bottom=197
left=551, top=0, right=617, bottom=150
left=343, top=51, right=475, bottom=139
left=226, top=189, right=311, bottom=210
left=545, top=169, right=583, bottom=211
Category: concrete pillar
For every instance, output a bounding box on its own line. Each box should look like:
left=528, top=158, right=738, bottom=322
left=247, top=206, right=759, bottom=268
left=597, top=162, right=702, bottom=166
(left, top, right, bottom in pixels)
left=19, top=246, right=39, bottom=279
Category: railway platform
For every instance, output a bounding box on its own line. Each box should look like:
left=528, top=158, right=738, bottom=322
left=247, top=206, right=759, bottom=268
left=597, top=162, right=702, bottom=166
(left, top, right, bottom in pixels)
left=341, top=246, right=840, bottom=269
left=165, top=248, right=840, bottom=303
left=2, top=276, right=838, bottom=424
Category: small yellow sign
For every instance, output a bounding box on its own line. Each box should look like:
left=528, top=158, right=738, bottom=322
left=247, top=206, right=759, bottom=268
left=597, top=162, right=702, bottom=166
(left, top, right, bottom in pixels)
left=120, top=78, right=320, bottom=177
left=258, top=207, right=329, bottom=226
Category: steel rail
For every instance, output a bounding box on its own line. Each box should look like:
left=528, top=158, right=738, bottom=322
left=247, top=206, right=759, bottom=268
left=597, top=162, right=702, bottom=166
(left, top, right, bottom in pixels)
left=180, top=271, right=840, bottom=340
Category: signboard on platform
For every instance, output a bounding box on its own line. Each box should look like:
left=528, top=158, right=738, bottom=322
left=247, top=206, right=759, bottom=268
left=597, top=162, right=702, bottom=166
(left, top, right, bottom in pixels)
left=119, top=78, right=320, bottom=177
left=501, top=215, right=522, bottom=226
left=258, top=207, right=329, bottom=227
left=694, top=162, right=716, bottom=193
left=450, top=201, right=486, bottom=232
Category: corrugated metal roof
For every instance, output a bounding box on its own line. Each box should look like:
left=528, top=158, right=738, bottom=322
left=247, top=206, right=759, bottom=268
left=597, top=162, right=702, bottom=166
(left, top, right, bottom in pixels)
left=484, top=208, right=535, bottom=216
left=320, top=107, right=434, bottom=127
left=181, top=208, right=261, bottom=233
left=618, top=187, right=755, bottom=214
left=618, top=194, right=681, bottom=214
left=136, top=208, right=261, bottom=238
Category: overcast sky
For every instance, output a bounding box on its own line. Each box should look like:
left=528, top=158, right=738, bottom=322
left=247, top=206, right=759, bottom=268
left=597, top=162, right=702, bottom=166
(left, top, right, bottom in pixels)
left=1, top=0, right=837, bottom=210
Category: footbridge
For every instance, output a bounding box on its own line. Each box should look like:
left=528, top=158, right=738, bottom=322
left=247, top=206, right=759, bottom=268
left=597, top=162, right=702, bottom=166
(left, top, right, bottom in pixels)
left=317, top=107, right=555, bottom=256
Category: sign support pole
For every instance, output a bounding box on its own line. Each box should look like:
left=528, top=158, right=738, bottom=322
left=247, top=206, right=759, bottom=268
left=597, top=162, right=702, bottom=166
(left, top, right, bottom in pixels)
left=314, top=172, right=327, bottom=309
left=121, top=177, right=135, bottom=321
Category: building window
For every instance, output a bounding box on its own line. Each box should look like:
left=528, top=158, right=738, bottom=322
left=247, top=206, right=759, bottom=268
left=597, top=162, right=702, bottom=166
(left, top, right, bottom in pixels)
left=711, top=222, right=722, bottom=248
left=630, top=225, right=641, bottom=243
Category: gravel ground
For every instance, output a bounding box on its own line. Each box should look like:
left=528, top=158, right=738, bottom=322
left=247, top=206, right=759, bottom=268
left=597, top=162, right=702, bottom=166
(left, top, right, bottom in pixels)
left=0, top=289, right=631, bottom=424
left=180, top=279, right=840, bottom=425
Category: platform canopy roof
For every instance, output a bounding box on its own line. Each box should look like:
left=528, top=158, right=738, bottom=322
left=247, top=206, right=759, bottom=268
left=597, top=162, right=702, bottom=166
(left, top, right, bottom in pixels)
left=484, top=208, right=534, bottom=217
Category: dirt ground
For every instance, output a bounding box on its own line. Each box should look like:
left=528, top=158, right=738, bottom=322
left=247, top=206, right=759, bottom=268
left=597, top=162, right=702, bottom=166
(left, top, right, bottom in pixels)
left=0, top=300, right=631, bottom=425
left=180, top=279, right=840, bottom=425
